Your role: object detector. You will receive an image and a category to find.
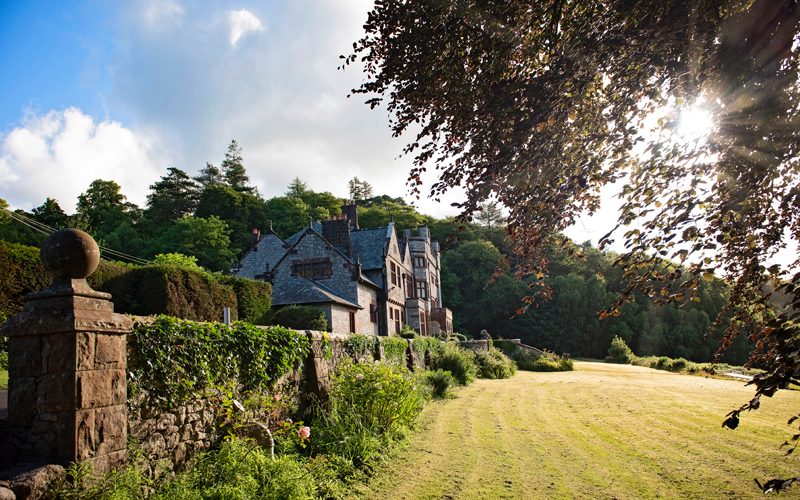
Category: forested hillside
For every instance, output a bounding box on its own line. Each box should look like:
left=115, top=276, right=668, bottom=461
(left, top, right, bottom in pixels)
left=0, top=140, right=750, bottom=364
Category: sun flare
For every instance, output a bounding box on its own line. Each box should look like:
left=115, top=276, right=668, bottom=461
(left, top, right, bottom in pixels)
left=677, top=106, right=714, bottom=142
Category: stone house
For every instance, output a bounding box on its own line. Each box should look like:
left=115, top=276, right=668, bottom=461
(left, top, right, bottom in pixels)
left=235, top=204, right=453, bottom=335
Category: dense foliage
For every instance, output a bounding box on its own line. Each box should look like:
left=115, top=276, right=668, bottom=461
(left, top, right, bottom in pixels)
left=128, top=316, right=310, bottom=408
left=380, top=336, right=409, bottom=366
left=347, top=0, right=800, bottom=435
left=430, top=342, right=477, bottom=386
left=271, top=305, right=328, bottom=331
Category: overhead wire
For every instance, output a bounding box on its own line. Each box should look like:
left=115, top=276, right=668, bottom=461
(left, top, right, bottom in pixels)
left=2, top=207, right=152, bottom=266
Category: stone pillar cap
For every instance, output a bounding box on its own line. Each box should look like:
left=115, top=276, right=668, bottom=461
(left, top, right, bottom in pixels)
left=41, top=229, right=100, bottom=280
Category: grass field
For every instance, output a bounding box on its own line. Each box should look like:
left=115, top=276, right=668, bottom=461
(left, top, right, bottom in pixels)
left=357, top=361, right=800, bottom=499
left=0, top=369, right=7, bottom=390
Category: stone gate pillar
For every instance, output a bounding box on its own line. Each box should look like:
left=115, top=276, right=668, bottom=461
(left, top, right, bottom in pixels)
left=0, top=229, right=131, bottom=473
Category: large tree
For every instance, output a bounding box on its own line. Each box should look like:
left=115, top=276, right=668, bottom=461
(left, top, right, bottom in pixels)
left=348, top=0, right=800, bottom=435
left=145, top=167, right=199, bottom=224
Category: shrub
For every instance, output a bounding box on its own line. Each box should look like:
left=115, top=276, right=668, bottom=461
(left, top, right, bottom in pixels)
left=606, top=335, right=635, bottom=364
left=96, top=265, right=237, bottom=322
left=528, top=356, right=575, bottom=372
left=431, top=342, right=477, bottom=385
left=0, top=241, right=51, bottom=318
left=399, top=324, right=417, bottom=339
left=271, top=305, right=328, bottom=331
left=345, top=334, right=378, bottom=360
left=381, top=337, right=409, bottom=367
left=152, top=252, right=203, bottom=271
left=219, top=276, right=272, bottom=324
left=156, top=439, right=315, bottom=500
left=474, top=348, right=517, bottom=379
left=311, top=361, right=425, bottom=468
left=422, top=369, right=456, bottom=399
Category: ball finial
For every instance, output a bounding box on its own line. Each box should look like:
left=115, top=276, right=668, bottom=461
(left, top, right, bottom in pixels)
left=41, top=229, right=101, bottom=280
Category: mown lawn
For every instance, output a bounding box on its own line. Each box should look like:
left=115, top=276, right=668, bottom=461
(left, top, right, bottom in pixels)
left=357, top=361, right=800, bottom=499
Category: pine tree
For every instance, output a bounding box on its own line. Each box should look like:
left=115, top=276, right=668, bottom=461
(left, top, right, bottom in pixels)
left=31, top=198, right=69, bottom=229
left=220, top=140, right=254, bottom=193
left=286, top=177, right=309, bottom=199
left=146, top=167, right=199, bottom=223
left=194, top=163, right=223, bottom=188
left=348, top=177, right=373, bottom=201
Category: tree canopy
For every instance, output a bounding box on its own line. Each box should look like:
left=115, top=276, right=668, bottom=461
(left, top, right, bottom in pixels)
left=348, top=0, right=800, bottom=427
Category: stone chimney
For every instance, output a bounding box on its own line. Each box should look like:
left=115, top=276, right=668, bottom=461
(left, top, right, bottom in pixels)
left=418, top=226, right=430, bottom=241
left=403, top=229, right=412, bottom=240
left=322, top=215, right=351, bottom=254
left=250, top=227, right=261, bottom=249
left=342, top=203, right=359, bottom=230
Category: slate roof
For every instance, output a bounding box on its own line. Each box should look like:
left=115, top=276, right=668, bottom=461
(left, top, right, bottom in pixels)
left=235, top=233, right=289, bottom=279
left=272, top=277, right=361, bottom=309
left=350, top=223, right=392, bottom=270
left=285, top=221, right=322, bottom=246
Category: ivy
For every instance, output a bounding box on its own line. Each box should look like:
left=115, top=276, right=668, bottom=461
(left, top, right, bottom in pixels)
left=380, top=337, right=409, bottom=367
left=411, top=337, right=441, bottom=358
left=346, top=334, right=378, bottom=358
left=129, top=316, right=310, bottom=409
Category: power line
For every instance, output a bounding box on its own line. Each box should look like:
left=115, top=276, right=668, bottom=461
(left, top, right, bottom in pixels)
left=2, top=208, right=152, bottom=266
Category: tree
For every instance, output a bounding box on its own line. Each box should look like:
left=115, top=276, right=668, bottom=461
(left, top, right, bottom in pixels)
left=195, top=184, right=269, bottom=256
left=145, top=167, right=199, bottom=224
left=264, top=196, right=311, bottom=237
left=220, top=140, right=254, bottom=193
left=347, top=177, right=373, bottom=201
left=357, top=200, right=428, bottom=231
left=286, top=177, right=310, bottom=199
left=194, top=162, right=224, bottom=188
left=76, top=179, right=139, bottom=234
left=31, top=198, right=69, bottom=229
left=349, top=0, right=800, bottom=433
left=474, top=201, right=506, bottom=229
left=147, top=216, right=235, bottom=272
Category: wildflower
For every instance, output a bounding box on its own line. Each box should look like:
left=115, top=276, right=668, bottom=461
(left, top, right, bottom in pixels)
left=273, top=394, right=281, bottom=401
left=355, top=373, right=365, bottom=381
left=298, top=426, right=311, bottom=440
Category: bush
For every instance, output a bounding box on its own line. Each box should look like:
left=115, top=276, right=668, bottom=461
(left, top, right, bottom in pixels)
left=431, top=342, right=477, bottom=385
left=156, top=439, right=316, bottom=500
left=528, top=356, right=575, bottom=372
left=422, top=369, right=457, bottom=398
left=0, top=241, right=51, bottom=318
left=474, top=348, right=517, bottom=379
left=219, top=276, right=272, bottom=324
left=271, top=305, right=327, bottom=331
left=606, top=335, right=635, bottom=364
left=311, top=361, right=425, bottom=468
left=96, top=265, right=238, bottom=322
left=380, top=337, right=409, bottom=366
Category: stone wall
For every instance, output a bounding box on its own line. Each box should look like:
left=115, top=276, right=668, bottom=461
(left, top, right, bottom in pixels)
left=125, top=331, right=428, bottom=473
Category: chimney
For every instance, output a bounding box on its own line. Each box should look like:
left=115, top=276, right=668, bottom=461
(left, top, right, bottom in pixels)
left=342, top=203, right=359, bottom=230
left=322, top=215, right=351, bottom=254
left=250, top=227, right=261, bottom=249
left=403, top=228, right=412, bottom=240
left=418, top=226, right=430, bottom=241
left=352, top=256, right=362, bottom=279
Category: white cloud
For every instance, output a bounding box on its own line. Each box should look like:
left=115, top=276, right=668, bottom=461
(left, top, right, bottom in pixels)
left=227, top=9, right=264, bottom=47
left=143, top=0, right=184, bottom=27
left=0, top=108, right=167, bottom=213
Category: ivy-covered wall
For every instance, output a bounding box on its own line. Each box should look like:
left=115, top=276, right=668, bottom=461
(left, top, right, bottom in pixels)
left=124, top=318, right=440, bottom=472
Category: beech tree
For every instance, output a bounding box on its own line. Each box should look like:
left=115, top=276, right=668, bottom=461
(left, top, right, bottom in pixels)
left=347, top=0, right=800, bottom=435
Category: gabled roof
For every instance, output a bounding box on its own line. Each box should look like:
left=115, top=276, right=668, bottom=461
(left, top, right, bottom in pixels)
left=350, top=223, right=394, bottom=270
left=235, top=232, right=289, bottom=279
left=285, top=221, right=322, bottom=246
left=272, top=276, right=361, bottom=309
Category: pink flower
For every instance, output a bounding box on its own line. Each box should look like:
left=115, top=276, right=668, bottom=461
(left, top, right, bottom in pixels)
left=298, top=426, right=311, bottom=440
left=273, top=394, right=281, bottom=401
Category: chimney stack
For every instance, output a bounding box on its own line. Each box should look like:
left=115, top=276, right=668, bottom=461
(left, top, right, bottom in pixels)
left=250, top=227, right=261, bottom=249
left=342, top=203, right=359, bottom=230
left=322, top=215, right=352, bottom=254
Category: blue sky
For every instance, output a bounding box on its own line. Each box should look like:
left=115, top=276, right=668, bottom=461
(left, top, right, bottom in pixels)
left=0, top=0, right=470, bottom=217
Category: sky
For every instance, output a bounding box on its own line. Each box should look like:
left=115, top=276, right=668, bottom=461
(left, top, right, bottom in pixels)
left=0, top=1, right=471, bottom=212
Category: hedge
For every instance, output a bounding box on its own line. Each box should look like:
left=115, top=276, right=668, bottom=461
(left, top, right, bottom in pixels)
left=0, top=241, right=51, bottom=317
left=271, top=305, right=328, bottom=331
left=219, top=276, right=272, bottom=324
left=96, top=265, right=238, bottom=322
